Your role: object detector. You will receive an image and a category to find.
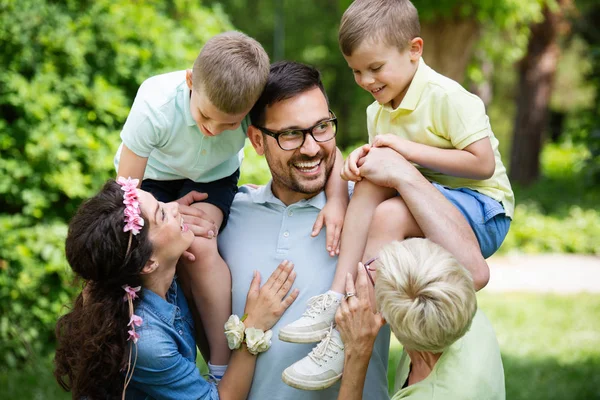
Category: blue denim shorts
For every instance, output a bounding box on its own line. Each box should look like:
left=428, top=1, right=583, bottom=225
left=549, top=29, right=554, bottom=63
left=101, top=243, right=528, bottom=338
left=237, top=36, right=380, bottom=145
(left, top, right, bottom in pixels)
left=432, top=183, right=511, bottom=258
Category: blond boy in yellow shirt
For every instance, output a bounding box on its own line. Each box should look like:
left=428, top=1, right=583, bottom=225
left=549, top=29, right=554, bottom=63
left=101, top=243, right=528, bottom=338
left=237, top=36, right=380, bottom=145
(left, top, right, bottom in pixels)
left=280, top=0, right=514, bottom=390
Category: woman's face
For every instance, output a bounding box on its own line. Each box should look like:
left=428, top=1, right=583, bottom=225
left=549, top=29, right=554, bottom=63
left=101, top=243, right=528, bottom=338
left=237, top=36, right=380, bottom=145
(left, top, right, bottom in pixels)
left=137, top=190, right=194, bottom=262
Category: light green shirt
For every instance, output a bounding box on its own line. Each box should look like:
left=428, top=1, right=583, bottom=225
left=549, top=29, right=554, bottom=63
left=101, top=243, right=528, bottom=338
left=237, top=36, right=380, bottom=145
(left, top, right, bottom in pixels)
left=114, top=71, right=247, bottom=182
left=367, top=58, right=514, bottom=218
left=392, top=310, right=505, bottom=400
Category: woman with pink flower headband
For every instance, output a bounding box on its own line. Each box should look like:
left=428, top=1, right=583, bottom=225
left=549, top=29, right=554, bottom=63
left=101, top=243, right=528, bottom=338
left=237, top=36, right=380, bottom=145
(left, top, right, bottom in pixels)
left=54, top=178, right=298, bottom=399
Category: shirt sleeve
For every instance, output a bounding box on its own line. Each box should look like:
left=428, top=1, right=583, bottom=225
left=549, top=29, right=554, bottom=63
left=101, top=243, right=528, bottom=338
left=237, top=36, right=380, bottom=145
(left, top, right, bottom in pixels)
left=120, top=84, right=166, bottom=158
left=366, top=102, right=379, bottom=144
left=132, top=331, right=219, bottom=400
left=437, top=90, right=491, bottom=150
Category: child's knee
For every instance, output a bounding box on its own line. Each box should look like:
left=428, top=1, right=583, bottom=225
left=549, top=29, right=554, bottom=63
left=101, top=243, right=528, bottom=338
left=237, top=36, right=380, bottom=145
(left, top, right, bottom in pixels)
left=187, top=236, right=220, bottom=264
left=373, top=198, right=407, bottom=226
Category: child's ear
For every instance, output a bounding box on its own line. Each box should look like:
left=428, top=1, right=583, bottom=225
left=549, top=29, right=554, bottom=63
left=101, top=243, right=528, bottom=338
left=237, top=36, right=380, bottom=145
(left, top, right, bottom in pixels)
left=185, top=69, right=193, bottom=90
left=247, top=125, right=266, bottom=156
left=409, top=37, right=423, bottom=61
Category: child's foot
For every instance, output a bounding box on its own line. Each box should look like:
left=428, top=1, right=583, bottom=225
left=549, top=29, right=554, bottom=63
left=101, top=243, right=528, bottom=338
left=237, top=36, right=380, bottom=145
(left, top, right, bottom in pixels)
left=279, top=292, right=341, bottom=343
left=281, top=327, right=344, bottom=390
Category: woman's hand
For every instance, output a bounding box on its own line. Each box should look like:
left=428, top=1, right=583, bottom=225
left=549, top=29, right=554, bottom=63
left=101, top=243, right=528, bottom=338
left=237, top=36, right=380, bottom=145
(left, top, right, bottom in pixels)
left=335, top=267, right=385, bottom=358
left=243, top=261, right=299, bottom=331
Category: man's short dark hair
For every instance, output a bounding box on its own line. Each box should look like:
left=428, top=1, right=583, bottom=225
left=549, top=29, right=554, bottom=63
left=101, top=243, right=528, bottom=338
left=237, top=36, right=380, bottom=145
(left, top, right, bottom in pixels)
left=250, top=61, right=329, bottom=127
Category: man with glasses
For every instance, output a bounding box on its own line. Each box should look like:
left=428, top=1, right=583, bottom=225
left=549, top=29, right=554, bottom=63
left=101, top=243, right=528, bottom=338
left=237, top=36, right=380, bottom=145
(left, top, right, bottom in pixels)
left=216, top=61, right=391, bottom=399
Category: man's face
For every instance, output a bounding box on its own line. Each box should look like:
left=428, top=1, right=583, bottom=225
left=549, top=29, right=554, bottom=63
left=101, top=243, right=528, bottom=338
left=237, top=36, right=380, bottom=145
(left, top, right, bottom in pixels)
left=257, top=87, right=336, bottom=205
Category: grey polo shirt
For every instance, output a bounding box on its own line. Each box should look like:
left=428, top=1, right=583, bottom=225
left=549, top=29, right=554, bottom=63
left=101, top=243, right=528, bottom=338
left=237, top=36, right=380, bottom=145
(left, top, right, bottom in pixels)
left=219, top=183, right=390, bottom=400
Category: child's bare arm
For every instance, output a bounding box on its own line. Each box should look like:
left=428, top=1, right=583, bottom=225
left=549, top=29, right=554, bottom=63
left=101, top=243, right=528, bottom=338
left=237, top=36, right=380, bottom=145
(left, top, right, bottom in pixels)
left=313, top=147, right=349, bottom=256
left=117, top=144, right=148, bottom=185
left=373, top=134, right=495, bottom=180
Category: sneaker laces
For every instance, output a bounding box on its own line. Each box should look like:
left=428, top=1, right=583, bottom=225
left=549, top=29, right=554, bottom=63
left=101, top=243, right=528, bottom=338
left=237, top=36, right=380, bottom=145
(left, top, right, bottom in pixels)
left=303, top=293, right=339, bottom=318
left=308, top=326, right=344, bottom=367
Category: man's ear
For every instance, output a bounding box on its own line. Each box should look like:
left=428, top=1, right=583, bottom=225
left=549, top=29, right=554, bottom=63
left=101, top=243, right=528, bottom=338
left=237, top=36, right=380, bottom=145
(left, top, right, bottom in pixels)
left=141, top=259, right=159, bottom=275
left=247, top=125, right=266, bottom=156
left=185, top=69, right=193, bottom=90
left=409, top=37, right=423, bottom=61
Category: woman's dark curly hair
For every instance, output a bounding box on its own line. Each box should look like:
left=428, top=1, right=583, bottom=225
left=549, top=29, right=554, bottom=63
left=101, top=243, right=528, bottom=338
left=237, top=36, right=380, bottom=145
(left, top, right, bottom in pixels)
left=54, top=179, right=153, bottom=399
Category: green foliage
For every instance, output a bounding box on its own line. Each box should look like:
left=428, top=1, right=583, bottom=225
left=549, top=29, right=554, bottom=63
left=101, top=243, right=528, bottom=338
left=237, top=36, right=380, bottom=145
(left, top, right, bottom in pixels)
left=0, top=216, right=75, bottom=369
left=499, top=142, right=600, bottom=255
left=0, top=0, right=231, bottom=367
left=567, top=0, right=600, bottom=184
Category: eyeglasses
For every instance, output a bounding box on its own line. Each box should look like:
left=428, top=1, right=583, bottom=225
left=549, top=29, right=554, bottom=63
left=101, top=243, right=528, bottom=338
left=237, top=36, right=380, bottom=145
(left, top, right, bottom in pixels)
left=363, top=257, right=377, bottom=287
left=254, top=111, right=337, bottom=151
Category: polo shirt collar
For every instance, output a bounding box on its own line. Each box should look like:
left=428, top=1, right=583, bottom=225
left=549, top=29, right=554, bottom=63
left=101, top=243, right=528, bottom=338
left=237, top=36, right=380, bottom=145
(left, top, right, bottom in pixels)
left=140, top=279, right=179, bottom=325
left=250, top=181, right=326, bottom=210
left=182, top=83, right=197, bottom=127
left=382, top=57, right=429, bottom=115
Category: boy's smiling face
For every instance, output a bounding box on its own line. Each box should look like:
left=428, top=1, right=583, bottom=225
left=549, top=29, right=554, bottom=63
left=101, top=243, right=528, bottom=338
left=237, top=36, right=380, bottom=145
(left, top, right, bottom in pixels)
left=344, top=38, right=422, bottom=109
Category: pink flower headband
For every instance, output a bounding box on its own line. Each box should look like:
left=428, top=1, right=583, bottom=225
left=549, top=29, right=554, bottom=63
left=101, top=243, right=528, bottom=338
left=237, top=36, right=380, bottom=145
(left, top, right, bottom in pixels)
left=117, top=176, right=144, bottom=256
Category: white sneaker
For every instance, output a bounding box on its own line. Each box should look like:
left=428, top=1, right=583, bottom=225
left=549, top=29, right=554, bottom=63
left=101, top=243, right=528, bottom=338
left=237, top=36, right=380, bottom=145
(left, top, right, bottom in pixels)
left=279, top=292, right=341, bottom=343
left=282, top=327, right=345, bottom=390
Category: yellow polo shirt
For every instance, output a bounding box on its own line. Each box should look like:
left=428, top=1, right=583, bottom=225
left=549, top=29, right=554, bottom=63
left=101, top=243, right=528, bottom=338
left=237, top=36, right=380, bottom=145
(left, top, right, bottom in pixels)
left=367, top=58, right=514, bottom=218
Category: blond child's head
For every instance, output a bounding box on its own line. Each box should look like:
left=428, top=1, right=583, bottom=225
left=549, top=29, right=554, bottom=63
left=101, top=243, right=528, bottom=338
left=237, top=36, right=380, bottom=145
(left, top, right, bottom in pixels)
left=339, top=0, right=423, bottom=108
left=186, top=31, right=269, bottom=136
left=374, top=239, right=477, bottom=353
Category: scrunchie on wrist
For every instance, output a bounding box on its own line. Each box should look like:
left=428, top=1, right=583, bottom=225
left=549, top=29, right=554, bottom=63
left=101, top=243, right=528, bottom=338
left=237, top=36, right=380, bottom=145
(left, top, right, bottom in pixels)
left=224, top=314, right=272, bottom=354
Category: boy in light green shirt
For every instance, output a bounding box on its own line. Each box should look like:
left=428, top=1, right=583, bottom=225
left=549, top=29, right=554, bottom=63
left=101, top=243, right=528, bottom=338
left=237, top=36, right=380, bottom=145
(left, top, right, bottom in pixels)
left=280, top=0, right=513, bottom=390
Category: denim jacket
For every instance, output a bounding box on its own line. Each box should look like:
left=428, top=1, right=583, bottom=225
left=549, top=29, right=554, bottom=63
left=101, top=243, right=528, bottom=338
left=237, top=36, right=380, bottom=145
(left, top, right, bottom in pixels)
left=126, top=279, right=219, bottom=400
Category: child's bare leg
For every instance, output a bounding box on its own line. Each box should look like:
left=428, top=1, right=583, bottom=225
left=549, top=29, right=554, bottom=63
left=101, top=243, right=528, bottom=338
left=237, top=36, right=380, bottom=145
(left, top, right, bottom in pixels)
left=330, top=180, right=396, bottom=293
left=180, top=202, right=231, bottom=366
left=363, top=196, right=423, bottom=262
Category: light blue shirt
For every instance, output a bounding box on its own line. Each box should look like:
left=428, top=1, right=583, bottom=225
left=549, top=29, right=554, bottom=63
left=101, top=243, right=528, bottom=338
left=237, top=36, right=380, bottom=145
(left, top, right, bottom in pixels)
left=115, top=71, right=247, bottom=182
left=219, top=183, right=390, bottom=400
left=127, top=280, right=219, bottom=400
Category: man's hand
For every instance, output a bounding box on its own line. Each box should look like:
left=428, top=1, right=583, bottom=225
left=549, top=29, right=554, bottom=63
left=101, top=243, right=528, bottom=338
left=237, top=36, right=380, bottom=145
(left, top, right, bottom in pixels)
left=175, top=191, right=218, bottom=262
left=335, top=267, right=385, bottom=358
left=312, top=198, right=345, bottom=256
left=371, top=134, right=415, bottom=161
left=342, top=144, right=370, bottom=181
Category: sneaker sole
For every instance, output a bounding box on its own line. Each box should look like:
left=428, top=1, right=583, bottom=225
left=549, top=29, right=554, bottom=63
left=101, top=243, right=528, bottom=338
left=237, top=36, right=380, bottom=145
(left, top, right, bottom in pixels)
left=278, top=327, right=330, bottom=343
left=281, top=370, right=342, bottom=391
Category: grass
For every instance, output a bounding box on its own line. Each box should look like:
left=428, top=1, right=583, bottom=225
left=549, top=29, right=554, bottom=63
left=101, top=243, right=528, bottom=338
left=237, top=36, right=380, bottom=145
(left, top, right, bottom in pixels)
left=3, top=292, right=600, bottom=400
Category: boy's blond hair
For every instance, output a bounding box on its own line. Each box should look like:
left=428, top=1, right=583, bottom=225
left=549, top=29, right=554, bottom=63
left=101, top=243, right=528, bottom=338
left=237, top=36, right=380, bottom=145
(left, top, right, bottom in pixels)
left=339, top=0, right=420, bottom=56
left=375, top=239, right=477, bottom=353
left=193, top=31, right=269, bottom=114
